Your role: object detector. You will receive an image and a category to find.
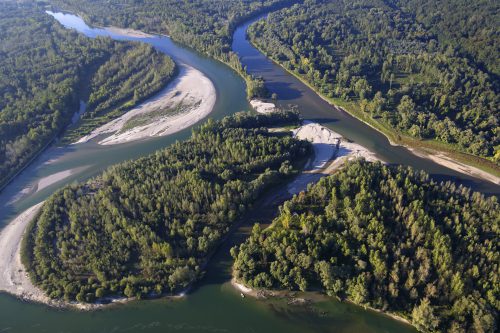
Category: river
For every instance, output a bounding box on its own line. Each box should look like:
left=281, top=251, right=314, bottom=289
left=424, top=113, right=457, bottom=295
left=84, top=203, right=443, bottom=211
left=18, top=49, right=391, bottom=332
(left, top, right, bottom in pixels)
left=0, top=9, right=495, bottom=333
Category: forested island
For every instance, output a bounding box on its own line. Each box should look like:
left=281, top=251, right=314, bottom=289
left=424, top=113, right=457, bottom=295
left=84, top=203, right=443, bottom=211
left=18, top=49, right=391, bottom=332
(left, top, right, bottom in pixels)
left=247, top=0, right=499, bottom=171
left=232, top=160, right=499, bottom=332
left=22, top=111, right=310, bottom=303
left=0, top=1, right=175, bottom=189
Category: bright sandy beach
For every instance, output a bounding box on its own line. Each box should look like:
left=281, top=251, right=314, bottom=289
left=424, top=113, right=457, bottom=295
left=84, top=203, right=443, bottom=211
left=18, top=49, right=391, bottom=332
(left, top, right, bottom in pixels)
left=76, top=64, right=216, bottom=145
left=0, top=203, right=128, bottom=309
left=287, top=122, right=380, bottom=194
left=250, top=99, right=276, bottom=114
left=0, top=203, right=51, bottom=305
left=249, top=100, right=380, bottom=194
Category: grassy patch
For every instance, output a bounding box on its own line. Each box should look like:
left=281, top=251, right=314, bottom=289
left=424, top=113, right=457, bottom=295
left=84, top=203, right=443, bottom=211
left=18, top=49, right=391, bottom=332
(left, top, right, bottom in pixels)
left=120, top=100, right=201, bottom=133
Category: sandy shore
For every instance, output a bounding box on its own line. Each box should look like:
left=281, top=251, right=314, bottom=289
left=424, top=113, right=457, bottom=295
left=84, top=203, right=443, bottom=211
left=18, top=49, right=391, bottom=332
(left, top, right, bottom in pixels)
left=409, top=148, right=500, bottom=185
left=0, top=202, right=51, bottom=305
left=7, top=166, right=89, bottom=205
left=231, top=278, right=411, bottom=326
left=104, top=26, right=154, bottom=38
left=0, top=203, right=134, bottom=309
left=287, top=122, right=380, bottom=194
left=76, top=65, right=216, bottom=145
left=250, top=99, right=276, bottom=114
left=0, top=202, right=188, bottom=309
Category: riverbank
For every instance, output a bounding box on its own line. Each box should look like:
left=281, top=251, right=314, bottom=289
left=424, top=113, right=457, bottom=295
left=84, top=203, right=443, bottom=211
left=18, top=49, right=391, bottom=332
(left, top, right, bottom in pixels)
left=0, top=202, right=108, bottom=309
left=231, top=278, right=413, bottom=327
left=0, top=203, right=189, bottom=310
left=408, top=147, right=500, bottom=185
left=247, top=36, right=500, bottom=184
left=75, top=65, right=216, bottom=145
left=285, top=121, right=380, bottom=194
left=0, top=203, right=53, bottom=306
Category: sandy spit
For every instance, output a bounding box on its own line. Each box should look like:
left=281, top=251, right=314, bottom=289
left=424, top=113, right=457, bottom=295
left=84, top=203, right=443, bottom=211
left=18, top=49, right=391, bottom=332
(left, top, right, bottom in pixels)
left=287, top=122, right=380, bottom=194
left=250, top=99, right=276, bottom=114
left=36, top=166, right=89, bottom=193
left=0, top=202, right=95, bottom=309
left=7, top=166, right=89, bottom=205
left=104, top=26, right=154, bottom=38
left=76, top=65, right=216, bottom=145
left=0, top=203, right=188, bottom=310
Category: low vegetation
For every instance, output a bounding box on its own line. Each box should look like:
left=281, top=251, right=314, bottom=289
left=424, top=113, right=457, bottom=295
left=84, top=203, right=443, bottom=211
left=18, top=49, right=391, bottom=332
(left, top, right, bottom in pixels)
left=232, top=160, right=499, bottom=332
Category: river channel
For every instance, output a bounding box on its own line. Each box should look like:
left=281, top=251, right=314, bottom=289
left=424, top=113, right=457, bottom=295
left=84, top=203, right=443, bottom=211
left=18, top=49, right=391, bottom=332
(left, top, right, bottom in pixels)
left=0, top=9, right=496, bottom=333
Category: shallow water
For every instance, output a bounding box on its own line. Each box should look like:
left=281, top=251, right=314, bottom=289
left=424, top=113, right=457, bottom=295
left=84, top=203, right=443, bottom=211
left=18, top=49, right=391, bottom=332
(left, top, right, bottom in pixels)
left=0, top=9, right=490, bottom=333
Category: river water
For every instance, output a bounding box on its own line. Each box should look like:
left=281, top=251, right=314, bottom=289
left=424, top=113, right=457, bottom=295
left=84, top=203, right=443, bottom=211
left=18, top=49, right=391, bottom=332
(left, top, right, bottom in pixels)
left=0, top=10, right=494, bottom=333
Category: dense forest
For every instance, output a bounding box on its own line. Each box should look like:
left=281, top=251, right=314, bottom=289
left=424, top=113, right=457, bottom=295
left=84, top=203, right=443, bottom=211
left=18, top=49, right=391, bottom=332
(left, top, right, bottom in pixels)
left=232, top=160, right=499, bottom=332
left=0, top=2, right=175, bottom=189
left=247, top=0, right=499, bottom=161
left=23, top=111, right=310, bottom=302
left=49, top=0, right=298, bottom=98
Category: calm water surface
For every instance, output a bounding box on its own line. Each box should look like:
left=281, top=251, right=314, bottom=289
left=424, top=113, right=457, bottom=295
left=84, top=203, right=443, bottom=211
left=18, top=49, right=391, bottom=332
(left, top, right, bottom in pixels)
left=0, top=10, right=488, bottom=333
left=233, top=15, right=500, bottom=195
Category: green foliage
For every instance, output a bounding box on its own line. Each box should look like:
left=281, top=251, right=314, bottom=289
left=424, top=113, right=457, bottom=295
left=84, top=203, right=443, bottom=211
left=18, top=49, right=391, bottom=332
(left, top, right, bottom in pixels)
left=0, top=2, right=175, bottom=188
left=233, top=160, right=499, bottom=332
left=247, top=0, right=499, bottom=160
left=51, top=0, right=296, bottom=60
left=51, top=0, right=297, bottom=99
left=24, top=111, right=309, bottom=302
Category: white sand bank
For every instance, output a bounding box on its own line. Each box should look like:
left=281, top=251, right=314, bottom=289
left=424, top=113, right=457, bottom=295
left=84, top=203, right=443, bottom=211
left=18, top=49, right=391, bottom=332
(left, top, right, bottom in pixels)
left=104, top=26, right=154, bottom=38
left=250, top=99, right=276, bottom=114
left=7, top=166, right=89, bottom=205
left=36, top=166, right=88, bottom=192
left=76, top=65, right=216, bottom=145
left=288, top=122, right=379, bottom=194
left=409, top=148, right=500, bottom=185
left=0, top=202, right=51, bottom=304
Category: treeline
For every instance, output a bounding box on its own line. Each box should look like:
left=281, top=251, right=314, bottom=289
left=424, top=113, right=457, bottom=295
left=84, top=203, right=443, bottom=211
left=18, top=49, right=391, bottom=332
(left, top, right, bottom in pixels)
left=247, top=0, right=499, bottom=160
left=232, top=160, right=499, bottom=332
left=395, top=0, right=499, bottom=76
left=23, top=111, right=310, bottom=303
left=0, top=2, right=175, bottom=188
left=50, top=0, right=298, bottom=98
